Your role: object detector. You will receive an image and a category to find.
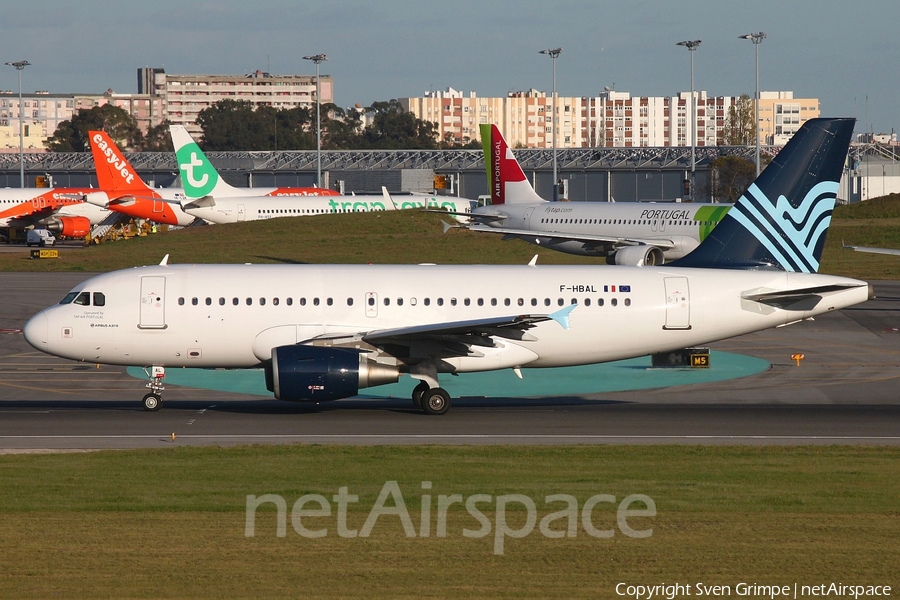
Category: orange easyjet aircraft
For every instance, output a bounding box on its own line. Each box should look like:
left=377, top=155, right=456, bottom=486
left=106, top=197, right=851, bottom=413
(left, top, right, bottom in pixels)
left=0, top=188, right=109, bottom=237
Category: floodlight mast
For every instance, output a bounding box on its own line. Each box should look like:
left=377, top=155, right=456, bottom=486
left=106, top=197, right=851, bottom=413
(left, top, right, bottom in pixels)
left=5, top=60, right=31, bottom=188
left=739, top=32, right=766, bottom=176
left=676, top=40, right=701, bottom=200
left=302, top=54, right=328, bottom=188
left=539, top=47, right=562, bottom=200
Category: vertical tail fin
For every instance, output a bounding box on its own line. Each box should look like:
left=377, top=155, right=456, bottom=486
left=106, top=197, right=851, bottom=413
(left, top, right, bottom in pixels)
left=480, top=124, right=546, bottom=206
left=670, top=117, right=855, bottom=272
left=170, top=125, right=240, bottom=199
left=88, top=131, right=152, bottom=192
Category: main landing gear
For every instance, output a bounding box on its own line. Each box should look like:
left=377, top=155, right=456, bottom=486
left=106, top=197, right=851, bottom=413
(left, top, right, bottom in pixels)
left=411, top=380, right=451, bottom=415
left=141, top=366, right=166, bottom=411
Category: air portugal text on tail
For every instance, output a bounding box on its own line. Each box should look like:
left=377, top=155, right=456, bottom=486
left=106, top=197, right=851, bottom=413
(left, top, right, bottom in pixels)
left=671, top=118, right=855, bottom=272
left=22, top=119, right=872, bottom=416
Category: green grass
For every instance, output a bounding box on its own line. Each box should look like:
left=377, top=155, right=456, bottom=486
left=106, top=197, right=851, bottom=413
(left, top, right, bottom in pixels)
left=5, top=198, right=900, bottom=280
left=0, top=445, right=897, bottom=598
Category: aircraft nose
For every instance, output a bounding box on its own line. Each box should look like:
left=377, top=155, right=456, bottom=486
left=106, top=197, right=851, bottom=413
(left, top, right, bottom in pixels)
left=23, top=311, right=48, bottom=350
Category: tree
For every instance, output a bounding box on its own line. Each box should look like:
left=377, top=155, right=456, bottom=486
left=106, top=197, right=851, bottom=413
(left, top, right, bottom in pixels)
left=322, top=104, right=363, bottom=150
left=723, top=94, right=756, bottom=146
left=45, top=104, right=142, bottom=152
left=138, top=120, right=174, bottom=152
left=196, top=100, right=276, bottom=150
left=357, top=100, right=439, bottom=149
left=708, top=154, right=756, bottom=203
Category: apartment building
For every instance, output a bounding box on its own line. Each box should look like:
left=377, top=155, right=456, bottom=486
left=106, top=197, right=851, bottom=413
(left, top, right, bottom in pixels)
left=137, top=67, right=333, bottom=136
left=400, top=88, right=820, bottom=148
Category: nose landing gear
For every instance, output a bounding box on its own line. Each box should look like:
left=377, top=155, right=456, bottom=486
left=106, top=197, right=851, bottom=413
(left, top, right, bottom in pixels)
left=141, top=366, right=166, bottom=411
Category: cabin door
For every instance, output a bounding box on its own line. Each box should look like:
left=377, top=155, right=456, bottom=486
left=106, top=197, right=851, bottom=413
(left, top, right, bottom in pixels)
left=663, top=277, right=691, bottom=330
left=139, top=276, right=167, bottom=329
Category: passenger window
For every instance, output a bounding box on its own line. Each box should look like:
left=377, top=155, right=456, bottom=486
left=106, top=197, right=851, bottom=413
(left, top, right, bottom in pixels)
left=205, top=298, right=212, bottom=306
left=464, top=298, right=471, bottom=306
left=300, top=298, right=307, bottom=306
left=451, top=298, right=457, bottom=306
left=219, top=298, right=226, bottom=306
left=531, top=298, right=537, bottom=306
left=624, top=298, right=631, bottom=307
left=92, top=292, right=105, bottom=307
left=313, top=298, right=320, bottom=306
left=326, top=298, right=333, bottom=306
left=477, top=298, right=483, bottom=306
left=347, top=298, right=354, bottom=306
left=585, top=298, right=591, bottom=307
left=272, top=298, right=279, bottom=306
left=178, top=297, right=185, bottom=306
left=74, top=292, right=90, bottom=306
left=260, top=298, right=266, bottom=306
left=397, top=298, right=403, bottom=306
left=598, top=298, right=605, bottom=307
left=491, top=299, right=498, bottom=306
left=233, top=298, right=239, bottom=306
left=504, top=298, right=510, bottom=306
left=246, top=298, right=252, bottom=306
left=192, top=298, right=199, bottom=306
left=384, top=298, right=390, bottom=306
left=558, top=298, right=564, bottom=306
left=611, top=298, right=618, bottom=307
left=424, top=298, right=431, bottom=306
left=287, top=298, right=293, bottom=306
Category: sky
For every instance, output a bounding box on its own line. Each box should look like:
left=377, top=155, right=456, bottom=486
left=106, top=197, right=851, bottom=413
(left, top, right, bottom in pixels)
left=2, top=0, right=897, bottom=134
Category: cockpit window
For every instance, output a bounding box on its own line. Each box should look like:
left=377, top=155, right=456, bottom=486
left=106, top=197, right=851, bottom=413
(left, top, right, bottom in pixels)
left=92, top=292, right=105, bottom=307
left=59, top=292, right=78, bottom=305
left=73, top=292, right=91, bottom=306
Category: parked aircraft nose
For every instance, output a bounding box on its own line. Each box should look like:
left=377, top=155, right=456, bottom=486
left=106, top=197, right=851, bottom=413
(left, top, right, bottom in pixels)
left=23, top=311, right=48, bottom=350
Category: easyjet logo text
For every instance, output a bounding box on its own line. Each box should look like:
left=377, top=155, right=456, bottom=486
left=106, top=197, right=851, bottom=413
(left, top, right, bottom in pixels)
left=92, top=133, right=135, bottom=185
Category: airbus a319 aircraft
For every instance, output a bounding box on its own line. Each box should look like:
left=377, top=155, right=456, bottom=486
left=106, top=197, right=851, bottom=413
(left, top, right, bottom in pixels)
left=169, top=125, right=476, bottom=223
left=443, top=124, right=732, bottom=265
left=24, top=119, right=870, bottom=415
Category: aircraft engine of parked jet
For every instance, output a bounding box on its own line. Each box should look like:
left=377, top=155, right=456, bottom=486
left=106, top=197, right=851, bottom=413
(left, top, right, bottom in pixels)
left=265, top=344, right=400, bottom=401
left=608, top=245, right=665, bottom=267
left=45, top=216, right=91, bottom=238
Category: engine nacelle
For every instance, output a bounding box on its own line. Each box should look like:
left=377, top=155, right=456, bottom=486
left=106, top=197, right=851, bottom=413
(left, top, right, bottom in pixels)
left=608, top=245, right=665, bottom=266
left=265, top=345, right=399, bottom=402
left=45, top=216, right=91, bottom=238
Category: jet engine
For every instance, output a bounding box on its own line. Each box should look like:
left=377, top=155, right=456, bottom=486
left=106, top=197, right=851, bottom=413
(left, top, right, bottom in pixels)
left=608, top=245, right=665, bottom=266
left=45, top=216, right=91, bottom=238
left=265, top=345, right=399, bottom=401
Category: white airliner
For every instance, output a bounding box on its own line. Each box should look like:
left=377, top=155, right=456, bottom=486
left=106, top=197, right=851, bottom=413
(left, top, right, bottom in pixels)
left=82, top=130, right=340, bottom=227
left=169, top=125, right=476, bottom=224
left=442, top=124, right=732, bottom=266
left=24, top=119, right=870, bottom=415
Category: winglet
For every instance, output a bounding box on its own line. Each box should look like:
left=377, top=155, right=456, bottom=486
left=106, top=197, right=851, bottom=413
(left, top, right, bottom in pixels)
left=441, top=220, right=457, bottom=234
left=159, top=254, right=169, bottom=266
left=381, top=186, right=399, bottom=210
left=548, top=304, right=577, bottom=330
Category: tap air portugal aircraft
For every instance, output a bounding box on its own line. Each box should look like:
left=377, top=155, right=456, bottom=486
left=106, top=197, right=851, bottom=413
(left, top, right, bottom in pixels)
left=442, top=123, right=732, bottom=266
left=83, top=130, right=340, bottom=227
left=0, top=188, right=110, bottom=238
left=24, top=119, right=871, bottom=415
left=169, top=125, right=476, bottom=224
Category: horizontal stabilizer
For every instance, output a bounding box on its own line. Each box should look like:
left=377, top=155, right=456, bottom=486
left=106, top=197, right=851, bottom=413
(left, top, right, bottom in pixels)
left=742, top=283, right=867, bottom=307
left=183, top=196, right=216, bottom=209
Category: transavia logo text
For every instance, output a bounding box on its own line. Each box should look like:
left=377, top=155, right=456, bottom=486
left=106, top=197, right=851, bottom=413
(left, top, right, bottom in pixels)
left=245, top=481, right=655, bottom=555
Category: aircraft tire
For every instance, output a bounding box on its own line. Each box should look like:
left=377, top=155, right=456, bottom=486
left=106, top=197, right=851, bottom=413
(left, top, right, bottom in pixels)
left=421, top=388, right=451, bottom=416
left=412, top=381, right=429, bottom=409
left=142, top=393, right=163, bottom=411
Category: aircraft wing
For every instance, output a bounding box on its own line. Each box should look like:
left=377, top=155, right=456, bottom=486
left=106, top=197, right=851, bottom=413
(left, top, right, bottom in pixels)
left=306, top=306, right=576, bottom=357
left=842, top=243, right=900, bottom=256
left=0, top=204, right=60, bottom=224
left=460, top=222, right=676, bottom=250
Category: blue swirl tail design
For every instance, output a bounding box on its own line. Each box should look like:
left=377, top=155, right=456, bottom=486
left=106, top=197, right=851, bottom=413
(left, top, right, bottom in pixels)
left=671, top=118, right=855, bottom=272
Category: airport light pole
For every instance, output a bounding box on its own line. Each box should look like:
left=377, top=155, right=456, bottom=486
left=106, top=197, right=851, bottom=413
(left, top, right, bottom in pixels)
left=539, top=47, right=562, bottom=201
left=739, top=32, right=765, bottom=176
left=676, top=40, right=700, bottom=201
left=302, top=53, right=327, bottom=188
left=5, top=60, right=31, bottom=188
